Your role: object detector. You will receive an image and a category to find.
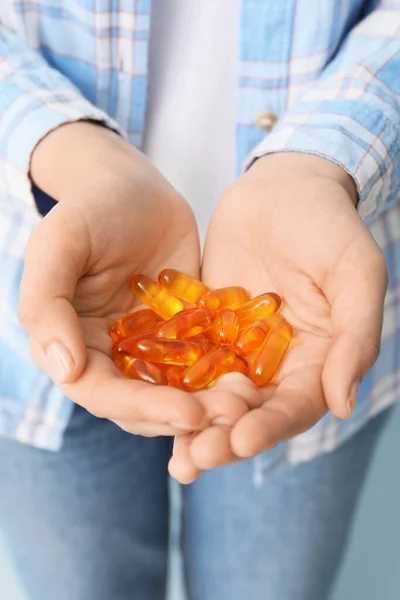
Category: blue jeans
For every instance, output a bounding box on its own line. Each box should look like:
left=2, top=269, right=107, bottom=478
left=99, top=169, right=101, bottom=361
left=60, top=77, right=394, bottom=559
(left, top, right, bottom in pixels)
left=0, top=406, right=390, bottom=600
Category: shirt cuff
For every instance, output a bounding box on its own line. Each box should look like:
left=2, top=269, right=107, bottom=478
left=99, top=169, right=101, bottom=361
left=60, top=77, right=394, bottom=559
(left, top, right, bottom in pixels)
left=0, top=74, right=124, bottom=179
left=244, top=101, right=400, bottom=223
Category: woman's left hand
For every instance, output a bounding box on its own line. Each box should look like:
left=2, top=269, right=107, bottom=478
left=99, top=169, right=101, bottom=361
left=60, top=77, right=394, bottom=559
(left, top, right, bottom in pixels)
left=169, top=153, right=388, bottom=483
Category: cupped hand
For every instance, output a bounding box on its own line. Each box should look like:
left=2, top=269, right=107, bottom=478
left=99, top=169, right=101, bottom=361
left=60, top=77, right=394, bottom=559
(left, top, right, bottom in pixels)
left=18, top=122, right=207, bottom=435
left=169, top=153, right=388, bottom=482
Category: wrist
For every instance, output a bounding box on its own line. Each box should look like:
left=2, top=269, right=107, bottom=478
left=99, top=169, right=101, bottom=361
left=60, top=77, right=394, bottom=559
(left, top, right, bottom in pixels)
left=250, top=152, right=358, bottom=207
left=30, top=121, right=127, bottom=201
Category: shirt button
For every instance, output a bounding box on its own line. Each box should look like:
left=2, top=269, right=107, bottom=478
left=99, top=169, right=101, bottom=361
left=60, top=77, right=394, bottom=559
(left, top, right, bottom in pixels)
left=256, top=111, right=277, bottom=131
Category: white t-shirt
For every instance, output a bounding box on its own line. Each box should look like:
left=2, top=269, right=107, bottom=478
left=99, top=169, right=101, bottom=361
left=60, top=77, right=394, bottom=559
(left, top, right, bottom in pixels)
left=143, top=0, right=240, bottom=242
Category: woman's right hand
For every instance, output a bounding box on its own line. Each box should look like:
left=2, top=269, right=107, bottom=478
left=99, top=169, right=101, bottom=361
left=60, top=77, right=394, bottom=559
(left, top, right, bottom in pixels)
left=17, top=122, right=207, bottom=436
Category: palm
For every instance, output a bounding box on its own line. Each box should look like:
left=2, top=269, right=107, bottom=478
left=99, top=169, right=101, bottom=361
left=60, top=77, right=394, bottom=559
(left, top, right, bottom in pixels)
left=201, top=181, right=335, bottom=441
left=70, top=191, right=200, bottom=357
left=207, top=239, right=330, bottom=384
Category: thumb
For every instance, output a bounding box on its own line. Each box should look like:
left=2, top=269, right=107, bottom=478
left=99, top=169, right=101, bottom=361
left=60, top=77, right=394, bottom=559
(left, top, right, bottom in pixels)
left=322, top=243, right=388, bottom=419
left=17, top=204, right=89, bottom=384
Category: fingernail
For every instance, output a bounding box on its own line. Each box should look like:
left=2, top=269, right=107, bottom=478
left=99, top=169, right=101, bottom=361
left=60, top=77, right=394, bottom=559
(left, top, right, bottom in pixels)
left=172, top=437, right=176, bottom=455
left=347, top=380, right=360, bottom=417
left=212, top=417, right=233, bottom=427
left=46, top=341, right=74, bottom=383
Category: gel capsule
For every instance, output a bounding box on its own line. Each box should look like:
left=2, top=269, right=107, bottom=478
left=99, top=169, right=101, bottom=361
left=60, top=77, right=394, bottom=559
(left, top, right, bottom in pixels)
left=110, top=309, right=160, bottom=343
left=250, top=320, right=293, bottom=386
left=234, top=315, right=282, bottom=356
left=190, top=337, right=217, bottom=355
left=112, top=332, right=154, bottom=360
left=183, top=346, right=247, bottom=391
left=131, top=274, right=184, bottom=320
left=158, top=269, right=208, bottom=304
left=165, top=365, right=187, bottom=390
left=236, top=293, right=282, bottom=328
left=212, top=309, right=240, bottom=345
left=114, top=353, right=167, bottom=385
left=155, top=308, right=214, bottom=340
left=197, top=286, right=249, bottom=311
left=132, top=338, right=205, bottom=366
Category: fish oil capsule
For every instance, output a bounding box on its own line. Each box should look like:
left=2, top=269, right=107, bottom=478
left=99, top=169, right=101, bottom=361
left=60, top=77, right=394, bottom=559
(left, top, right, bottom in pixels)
left=165, top=365, right=187, bottom=390
left=114, top=353, right=168, bottom=385
left=197, top=286, right=249, bottom=311
left=191, top=337, right=217, bottom=355
left=234, top=315, right=281, bottom=356
left=112, top=332, right=154, bottom=360
left=155, top=308, right=214, bottom=340
left=110, top=309, right=160, bottom=343
left=131, top=274, right=184, bottom=320
left=183, top=346, right=247, bottom=391
left=236, top=293, right=282, bottom=328
left=132, top=338, right=205, bottom=366
left=212, top=309, right=240, bottom=345
left=250, top=320, right=293, bottom=386
left=158, top=269, right=208, bottom=304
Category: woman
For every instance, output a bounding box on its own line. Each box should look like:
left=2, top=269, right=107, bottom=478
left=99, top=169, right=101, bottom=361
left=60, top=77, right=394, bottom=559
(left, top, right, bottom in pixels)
left=0, top=1, right=399, bottom=598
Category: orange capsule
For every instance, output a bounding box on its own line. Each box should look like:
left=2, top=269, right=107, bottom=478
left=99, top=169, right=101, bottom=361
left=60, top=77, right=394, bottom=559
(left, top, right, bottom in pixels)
left=250, top=320, right=293, bottom=387
left=236, top=293, right=282, bottom=328
left=131, top=274, right=184, bottom=320
left=131, top=338, right=205, bottom=366
left=183, top=346, right=247, bottom=391
left=114, top=353, right=168, bottom=385
left=165, top=365, right=187, bottom=390
left=155, top=308, right=214, bottom=340
left=212, top=309, right=240, bottom=345
left=112, top=333, right=154, bottom=361
left=158, top=269, right=208, bottom=304
left=197, top=286, right=249, bottom=311
left=234, top=315, right=281, bottom=356
left=110, top=309, right=160, bottom=342
left=191, top=337, right=217, bottom=355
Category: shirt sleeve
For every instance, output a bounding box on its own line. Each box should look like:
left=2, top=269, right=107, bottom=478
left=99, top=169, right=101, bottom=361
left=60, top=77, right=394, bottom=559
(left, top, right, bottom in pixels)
left=0, top=26, right=123, bottom=203
left=246, top=5, right=400, bottom=224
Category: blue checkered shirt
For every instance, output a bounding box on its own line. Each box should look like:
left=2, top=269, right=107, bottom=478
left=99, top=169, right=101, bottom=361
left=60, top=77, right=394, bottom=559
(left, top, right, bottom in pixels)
left=1, top=0, right=400, bottom=463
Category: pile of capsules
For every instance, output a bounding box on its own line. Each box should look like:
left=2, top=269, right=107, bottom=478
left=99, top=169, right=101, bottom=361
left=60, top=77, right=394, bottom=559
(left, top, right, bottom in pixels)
left=110, top=270, right=293, bottom=392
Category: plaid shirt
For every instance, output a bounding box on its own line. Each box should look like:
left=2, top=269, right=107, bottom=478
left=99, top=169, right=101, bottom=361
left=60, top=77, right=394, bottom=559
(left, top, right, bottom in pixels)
left=0, top=0, right=400, bottom=463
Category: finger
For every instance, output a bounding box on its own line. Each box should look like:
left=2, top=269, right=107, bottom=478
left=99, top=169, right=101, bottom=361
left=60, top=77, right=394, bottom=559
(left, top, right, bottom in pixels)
left=231, top=365, right=327, bottom=458
left=32, top=341, right=206, bottom=430
left=190, top=426, right=239, bottom=470
left=17, top=204, right=89, bottom=383
left=195, top=372, right=262, bottom=426
left=188, top=377, right=272, bottom=470
left=69, top=352, right=207, bottom=429
left=323, top=243, right=388, bottom=419
left=213, top=372, right=264, bottom=409
left=112, top=422, right=184, bottom=437
left=186, top=374, right=263, bottom=469
left=168, top=435, right=202, bottom=484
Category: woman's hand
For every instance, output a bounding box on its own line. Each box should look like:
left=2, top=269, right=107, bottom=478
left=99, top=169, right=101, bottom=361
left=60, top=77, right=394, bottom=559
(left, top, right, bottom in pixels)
left=169, top=153, right=388, bottom=482
left=18, top=122, right=207, bottom=436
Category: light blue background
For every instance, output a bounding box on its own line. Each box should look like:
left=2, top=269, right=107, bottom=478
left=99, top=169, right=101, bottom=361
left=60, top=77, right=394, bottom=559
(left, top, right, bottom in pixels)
left=2, top=405, right=400, bottom=600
